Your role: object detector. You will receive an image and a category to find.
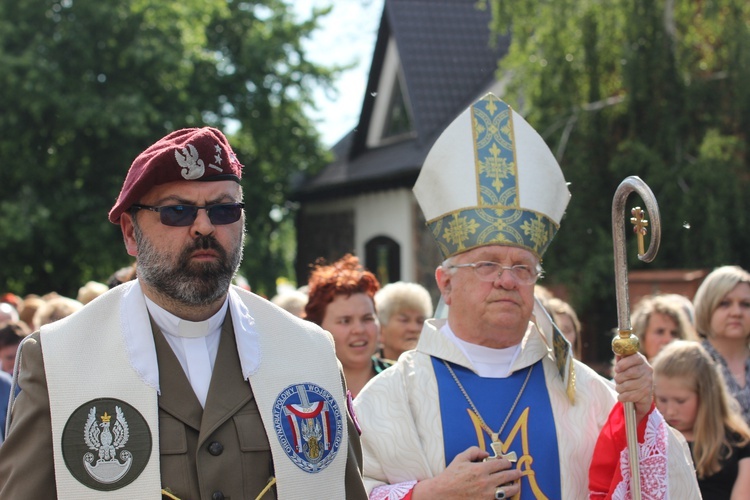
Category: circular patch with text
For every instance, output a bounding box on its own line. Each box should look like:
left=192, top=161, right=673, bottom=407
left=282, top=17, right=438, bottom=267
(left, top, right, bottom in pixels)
left=61, top=398, right=152, bottom=491
left=272, top=383, right=343, bottom=473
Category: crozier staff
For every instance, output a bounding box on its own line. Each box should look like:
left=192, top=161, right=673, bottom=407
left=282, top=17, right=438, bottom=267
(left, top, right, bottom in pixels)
left=0, top=127, right=367, bottom=499
left=353, top=93, right=701, bottom=499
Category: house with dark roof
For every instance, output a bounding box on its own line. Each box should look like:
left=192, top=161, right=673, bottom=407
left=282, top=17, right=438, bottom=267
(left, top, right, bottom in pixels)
left=292, top=0, right=508, bottom=297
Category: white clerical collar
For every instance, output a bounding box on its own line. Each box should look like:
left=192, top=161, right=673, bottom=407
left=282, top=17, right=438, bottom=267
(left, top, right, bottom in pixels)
left=143, top=295, right=228, bottom=339
left=120, top=280, right=262, bottom=395
left=440, top=323, right=524, bottom=378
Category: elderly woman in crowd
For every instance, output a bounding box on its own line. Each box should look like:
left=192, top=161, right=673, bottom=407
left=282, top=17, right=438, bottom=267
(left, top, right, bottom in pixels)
left=32, top=296, right=84, bottom=328
left=374, top=281, right=433, bottom=361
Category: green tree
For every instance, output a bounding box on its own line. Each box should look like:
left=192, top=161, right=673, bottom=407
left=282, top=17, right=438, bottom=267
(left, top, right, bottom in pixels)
left=483, top=0, right=750, bottom=360
left=0, top=0, right=337, bottom=297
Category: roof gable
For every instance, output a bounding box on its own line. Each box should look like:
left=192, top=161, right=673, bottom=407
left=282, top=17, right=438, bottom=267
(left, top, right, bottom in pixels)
left=385, top=0, right=509, bottom=145
left=293, top=0, right=508, bottom=201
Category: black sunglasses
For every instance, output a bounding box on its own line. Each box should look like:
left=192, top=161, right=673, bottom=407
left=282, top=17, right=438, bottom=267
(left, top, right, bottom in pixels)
left=131, top=202, right=244, bottom=227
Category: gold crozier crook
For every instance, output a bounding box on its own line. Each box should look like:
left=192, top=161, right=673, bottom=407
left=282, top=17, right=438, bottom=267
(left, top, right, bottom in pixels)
left=611, top=176, right=661, bottom=500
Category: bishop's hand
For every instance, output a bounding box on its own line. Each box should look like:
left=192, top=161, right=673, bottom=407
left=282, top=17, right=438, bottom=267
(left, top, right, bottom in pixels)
left=411, top=446, right=521, bottom=499
left=613, top=351, right=654, bottom=423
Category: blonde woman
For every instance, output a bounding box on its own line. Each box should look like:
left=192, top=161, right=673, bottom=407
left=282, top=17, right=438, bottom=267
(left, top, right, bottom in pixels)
left=694, top=265, right=750, bottom=424
left=631, top=294, right=698, bottom=361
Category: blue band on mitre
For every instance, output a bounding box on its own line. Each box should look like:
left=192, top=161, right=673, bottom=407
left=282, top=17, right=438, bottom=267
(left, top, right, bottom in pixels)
left=426, top=207, right=559, bottom=260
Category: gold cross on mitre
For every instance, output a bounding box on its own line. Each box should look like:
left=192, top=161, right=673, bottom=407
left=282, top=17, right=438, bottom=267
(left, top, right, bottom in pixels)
left=630, top=207, right=649, bottom=257
left=484, top=436, right=518, bottom=463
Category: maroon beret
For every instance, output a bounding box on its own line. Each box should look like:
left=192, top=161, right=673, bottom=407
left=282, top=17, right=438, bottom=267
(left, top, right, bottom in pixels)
left=109, top=127, right=243, bottom=224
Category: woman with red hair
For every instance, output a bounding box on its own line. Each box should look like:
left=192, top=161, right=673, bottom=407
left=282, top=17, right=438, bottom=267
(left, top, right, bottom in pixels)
left=305, top=254, right=389, bottom=397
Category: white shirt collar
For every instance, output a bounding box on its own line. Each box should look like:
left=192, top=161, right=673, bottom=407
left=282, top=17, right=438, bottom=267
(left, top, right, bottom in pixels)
left=144, top=295, right=227, bottom=339
left=120, top=280, right=261, bottom=394
left=440, top=322, right=523, bottom=378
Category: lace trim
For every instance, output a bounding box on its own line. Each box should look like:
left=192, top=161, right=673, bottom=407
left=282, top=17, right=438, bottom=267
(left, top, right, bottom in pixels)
left=612, top=410, right=669, bottom=500
left=370, top=480, right=418, bottom=500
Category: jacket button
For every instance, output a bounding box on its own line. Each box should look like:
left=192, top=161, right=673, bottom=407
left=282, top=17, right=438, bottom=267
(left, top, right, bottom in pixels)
left=211, top=491, right=225, bottom=500
left=208, top=441, right=224, bottom=456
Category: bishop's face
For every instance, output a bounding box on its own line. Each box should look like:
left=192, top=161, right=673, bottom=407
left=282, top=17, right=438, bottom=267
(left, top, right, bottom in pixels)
left=437, top=245, right=538, bottom=348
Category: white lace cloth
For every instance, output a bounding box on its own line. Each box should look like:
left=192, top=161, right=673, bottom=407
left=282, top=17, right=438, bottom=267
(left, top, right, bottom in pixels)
left=611, top=410, right=669, bottom=500
left=370, top=480, right=418, bottom=500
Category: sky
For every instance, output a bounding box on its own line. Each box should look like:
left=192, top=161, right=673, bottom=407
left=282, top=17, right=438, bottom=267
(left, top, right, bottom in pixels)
left=292, top=0, right=385, bottom=147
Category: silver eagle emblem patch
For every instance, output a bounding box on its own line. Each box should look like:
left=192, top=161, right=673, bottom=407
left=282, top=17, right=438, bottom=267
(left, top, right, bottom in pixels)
left=82, top=406, right=133, bottom=484
left=175, top=142, right=224, bottom=179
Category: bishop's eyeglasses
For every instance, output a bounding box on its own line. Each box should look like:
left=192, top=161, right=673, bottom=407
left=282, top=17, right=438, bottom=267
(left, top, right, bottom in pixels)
left=446, top=261, right=542, bottom=284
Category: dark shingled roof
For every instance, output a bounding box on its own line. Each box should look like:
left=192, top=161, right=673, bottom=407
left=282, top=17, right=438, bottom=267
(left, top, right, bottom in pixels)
left=292, top=0, right=508, bottom=202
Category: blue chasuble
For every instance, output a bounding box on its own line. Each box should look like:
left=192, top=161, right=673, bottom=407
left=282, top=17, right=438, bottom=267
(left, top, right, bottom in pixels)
left=433, top=358, right=561, bottom=499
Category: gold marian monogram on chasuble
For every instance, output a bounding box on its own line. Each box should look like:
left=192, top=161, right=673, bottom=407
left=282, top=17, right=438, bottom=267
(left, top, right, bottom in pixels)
left=443, top=361, right=535, bottom=463
left=444, top=361, right=551, bottom=498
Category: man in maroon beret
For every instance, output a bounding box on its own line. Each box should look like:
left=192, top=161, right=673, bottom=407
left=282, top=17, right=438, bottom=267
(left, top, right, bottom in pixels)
left=0, top=128, right=367, bottom=499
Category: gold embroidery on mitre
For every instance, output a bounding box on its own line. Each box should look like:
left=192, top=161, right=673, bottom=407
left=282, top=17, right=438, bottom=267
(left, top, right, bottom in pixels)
left=567, top=360, right=576, bottom=404
left=441, top=213, right=481, bottom=252
left=473, top=96, right=518, bottom=208
left=422, top=93, right=566, bottom=260
left=485, top=95, right=498, bottom=115
left=481, top=142, right=515, bottom=193
left=521, top=214, right=551, bottom=252
left=428, top=207, right=558, bottom=260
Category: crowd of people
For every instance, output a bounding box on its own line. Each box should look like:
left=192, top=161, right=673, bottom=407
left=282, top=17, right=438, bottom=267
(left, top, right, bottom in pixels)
left=0, top=95, right=748, bottom=499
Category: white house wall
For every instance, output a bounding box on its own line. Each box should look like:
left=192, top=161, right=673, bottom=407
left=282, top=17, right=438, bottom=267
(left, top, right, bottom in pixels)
left=303, top=188, right=415, bottom=281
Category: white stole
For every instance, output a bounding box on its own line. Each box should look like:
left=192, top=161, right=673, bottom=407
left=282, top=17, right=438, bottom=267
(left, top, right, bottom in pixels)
left=42, top=280, right=349, bottom=499
left=42, top=283, right=161, bottom=499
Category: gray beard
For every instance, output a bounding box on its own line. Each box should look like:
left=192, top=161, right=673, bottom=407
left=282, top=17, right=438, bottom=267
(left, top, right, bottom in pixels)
left=133, top=220, right=244, bottom=307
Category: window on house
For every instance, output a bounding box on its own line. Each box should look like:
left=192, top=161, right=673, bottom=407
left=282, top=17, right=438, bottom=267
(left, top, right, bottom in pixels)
left=382, top=76, right=413, bottom=139
left=366, top=38, right=416, bottom=148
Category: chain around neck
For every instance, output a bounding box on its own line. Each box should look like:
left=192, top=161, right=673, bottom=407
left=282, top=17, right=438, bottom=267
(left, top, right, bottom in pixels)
left=442, top=359, right=534, bottom=442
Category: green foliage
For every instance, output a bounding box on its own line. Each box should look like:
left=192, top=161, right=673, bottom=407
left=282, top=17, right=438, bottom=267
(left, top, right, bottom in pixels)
left=0, top=0, right=337, bottom=297
left=484, top=0, right=750, bottom=351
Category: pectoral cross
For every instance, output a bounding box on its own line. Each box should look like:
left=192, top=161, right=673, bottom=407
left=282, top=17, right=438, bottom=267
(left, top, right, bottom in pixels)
left=630, top=207, right=648, bottom=257
left=483, top=434, right=517, bottom=462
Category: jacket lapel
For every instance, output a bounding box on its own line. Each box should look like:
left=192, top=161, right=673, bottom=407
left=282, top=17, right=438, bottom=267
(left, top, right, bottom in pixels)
left=198, top=313, right=253, bottom=446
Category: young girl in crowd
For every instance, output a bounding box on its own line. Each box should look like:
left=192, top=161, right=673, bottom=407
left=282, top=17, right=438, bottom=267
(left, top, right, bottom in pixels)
left=653, top=340, right=750, bottom=499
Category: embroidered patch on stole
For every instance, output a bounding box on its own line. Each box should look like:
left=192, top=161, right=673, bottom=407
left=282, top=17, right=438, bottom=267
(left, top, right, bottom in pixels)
left=61, top=398, right=152, bottom=491
left=272, top=383, right=343, bottom=473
